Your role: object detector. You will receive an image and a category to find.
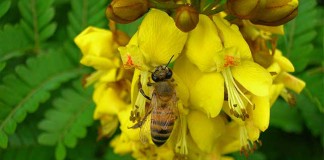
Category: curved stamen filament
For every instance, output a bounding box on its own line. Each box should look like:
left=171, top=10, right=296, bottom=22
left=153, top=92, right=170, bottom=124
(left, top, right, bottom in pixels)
left=222, top=68, right=253, bottom=120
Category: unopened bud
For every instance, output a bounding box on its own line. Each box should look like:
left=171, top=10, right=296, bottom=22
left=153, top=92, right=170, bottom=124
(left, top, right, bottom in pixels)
left=174, top=5, right=199, bottom=32
left=226, top=0, right=265, bottom=19
left=106, top=0, right=149, bottom=24
left=227, top=0, right=298, bottom=26
left=251, top=0, right=298, bottom=26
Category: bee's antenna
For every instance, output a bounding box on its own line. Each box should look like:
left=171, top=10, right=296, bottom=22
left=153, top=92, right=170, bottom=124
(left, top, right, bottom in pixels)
left=165, top=55, right=174, bottom=68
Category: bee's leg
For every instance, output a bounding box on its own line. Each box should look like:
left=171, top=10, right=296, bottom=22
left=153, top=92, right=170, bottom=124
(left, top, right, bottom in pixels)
left=147, top=82, right=154, bottom=86
left=128, top=107, right=153, bottom=129
left=140, top=88, right=151, bottom=100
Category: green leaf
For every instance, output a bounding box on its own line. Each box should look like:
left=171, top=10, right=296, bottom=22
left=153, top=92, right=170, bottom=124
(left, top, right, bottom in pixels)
left=297, top=69, right=324, bottom=142
left=38, top=80, right=94, bottom=160
left=0, top=62, right=5, bottom=72
left=18, top=0, right=57, bottom=52
left=0, top=25, right=29, bottom=59
left=0, top=116, right=55, bottom=160
left=56, top=142, right=66, bottom=160
left=0, top=130, right=8, bottom=148
left=65, top=0, right=108, bottom=62
left=0, top=0, right=11, bottom=18
left=270, top=99, right=304, bottom=133
left=0, top=51, right=86, bottom=148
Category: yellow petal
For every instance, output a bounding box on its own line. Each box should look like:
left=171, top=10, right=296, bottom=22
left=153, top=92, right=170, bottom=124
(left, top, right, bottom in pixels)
left=173, top=73, right=189, bottom=106
left=187, top=110, right=225, bottom=152
left=80, top=55, right=119, bottom=69
left=174, top=55, right=201, bottom=88
left=173, top=55, right=199, bottom=107
left=216, top=122, right=241, bottom=154
left=74, top=26, right=116, bottom=58
left=119, top=45, right=150, bottom=70
left=110, top=134, right=133, bottom=154
left=251, top=96, right=270, bottom=131
left=276, top=72, right=306, bottom=94
left=138, top=9, right=187, bottom=67
left=130, top=69, right=141, bottom=106
left=245, top=122, right=260, bottom=141
left=93, top=83, right=128, bottom=118
left=231, top=61, right=272, bottom=96
left=174, top=56, right=224, bottom=117
left=185, top=14, right=222, bottom=72
left=267, top=62, right=281, bottom=80
left=99, top=116, right=119, bottom=138
left=190, top=72, right=224, bottom=118
left=269, top=83, right=285, bottom=106
left=274, top=50, right=295, bottom=72
left=212, top=16, right=252, bottom=61
left=117, top=107, right=141, bottom=141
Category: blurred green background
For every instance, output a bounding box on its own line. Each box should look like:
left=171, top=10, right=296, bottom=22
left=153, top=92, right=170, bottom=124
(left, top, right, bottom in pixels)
left=0, top=0, right=323, bottom=159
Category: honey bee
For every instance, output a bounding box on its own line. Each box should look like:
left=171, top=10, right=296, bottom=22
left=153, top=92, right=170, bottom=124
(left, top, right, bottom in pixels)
left=130, top=56, right=178, bottom=146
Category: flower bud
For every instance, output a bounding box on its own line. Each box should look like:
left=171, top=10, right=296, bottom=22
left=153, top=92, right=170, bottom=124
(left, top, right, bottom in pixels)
left=251, top=0, right=298, bottom=26
left=226, top=0, right=266, bottom=19
left=174, top=5, right=199, bottom=32
left=227, top=0, right=298, bottom=26
left=106, top=0, right=149, bottom=24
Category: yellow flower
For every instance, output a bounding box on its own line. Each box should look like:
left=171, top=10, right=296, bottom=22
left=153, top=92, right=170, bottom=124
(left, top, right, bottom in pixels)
left=267, top=49, right=306, bottom=105
left=75, top=26, right=132, bottom=138
left=184, top=14, right=272, bottom=120
left=74, top=26, right=120, bottom=70
left=187, top=110, right=226, bottom=152
left=174, top=55, right=224, bottom=118
left=119, top=9, right=189, bottom=120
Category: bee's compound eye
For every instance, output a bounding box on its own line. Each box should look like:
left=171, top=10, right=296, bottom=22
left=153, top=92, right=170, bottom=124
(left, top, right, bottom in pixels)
left=152, top=73, right=159, bottom=82
left=166, top=69, right=172, bottom=79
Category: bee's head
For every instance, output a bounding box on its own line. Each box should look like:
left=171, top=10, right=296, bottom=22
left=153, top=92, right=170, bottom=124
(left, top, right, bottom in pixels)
left=151, top=55, right=174, bottom=82
left=151, top=66, right=172, bottom=82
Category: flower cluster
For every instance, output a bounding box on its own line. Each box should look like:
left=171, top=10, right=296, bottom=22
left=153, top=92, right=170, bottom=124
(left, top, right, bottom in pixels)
left=75, top=0, right=304, bottom=159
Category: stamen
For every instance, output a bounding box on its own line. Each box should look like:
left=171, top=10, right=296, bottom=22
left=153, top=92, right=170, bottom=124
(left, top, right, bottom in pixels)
left=175, top=114, right=188, bottom=155
left=239, top=126, right=260, bottom=157
left=222, top=68, right=253, bottom=120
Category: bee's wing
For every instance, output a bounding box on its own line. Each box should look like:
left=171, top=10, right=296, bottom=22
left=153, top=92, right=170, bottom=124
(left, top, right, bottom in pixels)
left=151, top=92, right=178, bottom=131
left=139, top=113, right=150, bottom=144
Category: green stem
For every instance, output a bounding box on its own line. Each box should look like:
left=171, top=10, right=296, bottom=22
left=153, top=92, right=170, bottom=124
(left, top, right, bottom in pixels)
left=149, top=0, right=181, bottom=10
left=191, top=0, right=201, bottom=11
left=201, top=0, right=220, bottom=13
left=202, top=3, right=225, bottom=15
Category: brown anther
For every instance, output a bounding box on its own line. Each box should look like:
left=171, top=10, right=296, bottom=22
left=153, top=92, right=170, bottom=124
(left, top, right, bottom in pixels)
left=270, top=72, right=278, bottom=76
left=230, top=108, right=234, bottom=115
left=234, top=112, right=240, bottom=118
left=287, top=92, right=296, bottom=106
left=257, top=140, right=262, bottom=146
left=241, top=115, right=246, bottom=121
left=233, top=104, right=238, bottom=107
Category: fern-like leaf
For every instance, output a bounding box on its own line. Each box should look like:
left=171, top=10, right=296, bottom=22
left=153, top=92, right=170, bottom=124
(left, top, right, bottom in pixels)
left=277, top=0, right=318, bottom=72
left=38, top=80, right=94, bottom=160
left=0, top=51, right=86, bottom=148
left=0, top=25, right=29, bottom=61
left=65, top=0, right=108, bottom=62
left=0, top=119, right=54, bottom=160
left=18, top=0, right=57, bottom=52
left=0, top=0, right=11, bottom=19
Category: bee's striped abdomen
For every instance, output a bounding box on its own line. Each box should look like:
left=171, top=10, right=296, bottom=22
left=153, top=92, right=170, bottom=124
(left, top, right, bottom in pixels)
left=150, top=107, right=175, bottom=146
